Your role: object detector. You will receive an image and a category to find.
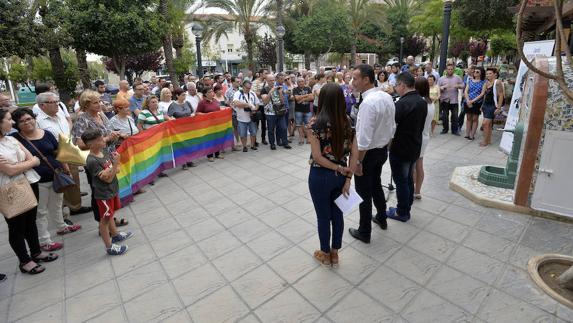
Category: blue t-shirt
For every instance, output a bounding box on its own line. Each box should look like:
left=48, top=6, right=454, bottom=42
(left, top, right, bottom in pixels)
left=13, top=131, right=62, bottom=183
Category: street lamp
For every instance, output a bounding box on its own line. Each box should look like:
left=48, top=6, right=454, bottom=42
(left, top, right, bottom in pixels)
left=276, top=25, right=286, bottom=73
left=399, top=37, right=405, bottom=67
left=192, top=24, right=204, bottom=78
left=439, top=0, right=454, bottom=75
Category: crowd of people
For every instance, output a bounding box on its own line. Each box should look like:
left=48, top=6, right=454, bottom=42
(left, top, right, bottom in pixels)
left=0, top=56, right=508, bottom=281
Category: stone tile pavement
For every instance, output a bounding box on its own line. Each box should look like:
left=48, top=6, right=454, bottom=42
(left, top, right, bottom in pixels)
left=1, top=130, right=573, bottom=323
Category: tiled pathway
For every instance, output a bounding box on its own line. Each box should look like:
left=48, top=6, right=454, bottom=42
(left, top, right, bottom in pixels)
left=1, top=130, right=572, bottom=323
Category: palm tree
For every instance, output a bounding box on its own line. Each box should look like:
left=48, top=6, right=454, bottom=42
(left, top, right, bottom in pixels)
left=383, top=0, right=424, bottom=16
left=170, top=0, right=199, bottom=59
left=343, top=0, right=387, bottom=66
left=202, top=0, right=268, bottom=71
left=159, top=0, right=179, bottom=87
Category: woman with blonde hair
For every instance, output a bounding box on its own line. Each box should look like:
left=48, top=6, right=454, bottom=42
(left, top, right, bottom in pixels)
left=159, top=88, right=173, bottom=115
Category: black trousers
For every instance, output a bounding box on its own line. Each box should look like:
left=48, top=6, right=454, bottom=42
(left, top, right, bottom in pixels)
left=440, top=102, right=459, bottom=133
left=355, top=147, right=388, bottom=236
left=5, top=182, right=41, bottom=264
left=257, top=110, right=267, bottom=141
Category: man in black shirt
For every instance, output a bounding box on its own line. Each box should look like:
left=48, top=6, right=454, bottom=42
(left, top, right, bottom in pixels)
left=387, top=72, right=427, bottom=222
left=292, top=78, right=313, bottom=144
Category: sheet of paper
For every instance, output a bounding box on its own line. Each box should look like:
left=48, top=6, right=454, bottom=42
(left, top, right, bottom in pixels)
left=334, top=187, right=363, bottom=215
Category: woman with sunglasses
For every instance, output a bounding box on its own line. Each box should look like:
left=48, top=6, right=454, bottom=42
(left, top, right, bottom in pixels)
left=463, top=66, right=486, bottom=140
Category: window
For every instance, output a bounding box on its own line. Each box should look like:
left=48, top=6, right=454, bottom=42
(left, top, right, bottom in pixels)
left=227, top=49, right=233, bottom=53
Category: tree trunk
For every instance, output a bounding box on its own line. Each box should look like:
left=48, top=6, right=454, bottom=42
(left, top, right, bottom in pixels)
left=350, top=39, right=357, bottom=67
left=245, top=33, right=255, bottom=71
left=304, top=52, right=311, bottom=70
left=76, top=48, right=91, bottom=90
left=163, top=34, right=179, bottom=87
left=430, top=34, right=436, bottom=63
left=48, top=47, right=68, bottom=95
left=159, top=0, right=179, bottom=87
left=172, top=32, right=185, bottom=58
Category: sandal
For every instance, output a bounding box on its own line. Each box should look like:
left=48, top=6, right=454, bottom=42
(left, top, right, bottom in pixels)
left=313, top=250, right=331, bottom=266
left=19, top=262, right=45, bottom=275
left=32, top=252, right=59, bottom=263
left=115, top=218, right=129, bottom=227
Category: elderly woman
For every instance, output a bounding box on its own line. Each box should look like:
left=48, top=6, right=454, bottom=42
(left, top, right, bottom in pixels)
left=159, top=88, right=173, bottom=115
left=138, top=95, right=171, bottom=178
left=196, top=86, right=223, bottom=162
left=110, top=99, right=140, bottom=139
left=12, top=108, right=81, bottom=252
left=168, top=88, right=195, bottom=169
left=72, top=90, right=128, bottom=225
left=1, top=110, right=59, bottom=275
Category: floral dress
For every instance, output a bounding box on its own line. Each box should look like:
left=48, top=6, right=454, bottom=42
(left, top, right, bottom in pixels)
left=307, top=118, right=355, bottom=168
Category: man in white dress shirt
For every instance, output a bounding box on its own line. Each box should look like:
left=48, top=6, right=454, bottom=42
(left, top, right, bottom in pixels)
left=35, top=91, right=92, bottom=218
left=348, top=64, right=396, bottom=244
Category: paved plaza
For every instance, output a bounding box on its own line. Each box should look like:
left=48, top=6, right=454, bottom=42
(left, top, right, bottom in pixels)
left=1, top=131, right=573, bottom=323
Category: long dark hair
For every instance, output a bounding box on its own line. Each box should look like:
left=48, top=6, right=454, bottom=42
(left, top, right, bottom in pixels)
left=474, top=66, right=486, bottom=81
left=315, top=83, right=351, bottom=160
left=415, top=77, right=432, bottom=104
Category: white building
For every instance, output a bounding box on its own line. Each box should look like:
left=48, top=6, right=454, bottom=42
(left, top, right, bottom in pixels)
left=188, top=13, right=305, bottom=74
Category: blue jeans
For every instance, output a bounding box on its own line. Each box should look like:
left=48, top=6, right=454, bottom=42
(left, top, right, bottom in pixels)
left=266, top=114, right=288, bottom=146
left=389, top=153, right=416, bottom=217
left=308, top=167, right=346, bottom=253
left=238, top=121, right=257, bottom=138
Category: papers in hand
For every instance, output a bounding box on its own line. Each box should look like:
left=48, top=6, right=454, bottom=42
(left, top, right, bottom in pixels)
left=335, top=187, right=363, bottom=215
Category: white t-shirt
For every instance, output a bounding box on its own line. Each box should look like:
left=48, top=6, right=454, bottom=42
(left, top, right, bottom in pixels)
left=232, top=90, right=259, bottom=123
left=185, top=94, right=200, bottom=111
left=158, top=101, right=172, bottom=115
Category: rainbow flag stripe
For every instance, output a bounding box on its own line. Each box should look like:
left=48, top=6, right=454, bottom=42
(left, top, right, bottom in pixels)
left=116, top=109, right=234, bottom=205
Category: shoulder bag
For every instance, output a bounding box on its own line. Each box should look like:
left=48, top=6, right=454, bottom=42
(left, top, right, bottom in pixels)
left=19, top=133, right=76, bottom=193
left=0, top=176, right=38, bottom=219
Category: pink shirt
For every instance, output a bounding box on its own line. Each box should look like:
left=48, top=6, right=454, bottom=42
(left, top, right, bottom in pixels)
left=437, top=75, right=463, bottom=104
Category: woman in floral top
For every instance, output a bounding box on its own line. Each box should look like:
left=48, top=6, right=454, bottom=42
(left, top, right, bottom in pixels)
left=307, top=83, right=358, bottom=267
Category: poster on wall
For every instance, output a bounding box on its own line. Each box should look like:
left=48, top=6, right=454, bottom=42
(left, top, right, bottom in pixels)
left=499, top=40, right=555, bottom=154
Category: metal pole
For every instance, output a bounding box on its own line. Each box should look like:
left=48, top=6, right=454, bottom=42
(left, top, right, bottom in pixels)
left=278, top=37, right=284, bottom=73
left=439, top=0, right=453, bottom=76
left=399, top=37, right=404, bottom=68
left=3, top=60, right=17, bottom=104
left=196, top=36, right=203, bottom=78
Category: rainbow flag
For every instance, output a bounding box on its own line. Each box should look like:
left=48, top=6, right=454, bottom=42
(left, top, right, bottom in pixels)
left=116, top=109, right=234, bottom=205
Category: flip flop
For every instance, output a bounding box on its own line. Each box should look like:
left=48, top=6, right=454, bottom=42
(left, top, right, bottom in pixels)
left=32, top=252, right=59, bottom=263
left=115, top=218, right=129, bottom=227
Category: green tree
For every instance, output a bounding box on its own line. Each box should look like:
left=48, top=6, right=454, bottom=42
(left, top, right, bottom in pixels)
left=293, top=1, right=351, bottom=63
left=490, top=31, right=517, bottom=60
left=202, top=0, right=268, bottom=71
left=174, top=47, right=197, bottom=76
left=454, top=0, right=518, bottom=38
left=256, top=34, right=277, bottom=69
left=66, top=0, right=165, bottom=81
left=0, top=1, right=44, bottom=58
left=384, top=0, right=424, bottom=58
left=343, top=0, right=387, bottom=66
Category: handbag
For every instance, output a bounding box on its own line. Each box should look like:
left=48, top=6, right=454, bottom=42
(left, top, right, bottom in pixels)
left=0, top=176, right=38, bottom=219
left=270, top=92, right=287, bottom=116
left=19, top=134, right=76, bottom=193
left=57, top=133, right=89, bottom=166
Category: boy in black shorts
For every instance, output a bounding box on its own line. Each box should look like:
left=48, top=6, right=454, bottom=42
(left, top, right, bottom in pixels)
left=82, top=129, right=132, bottom=255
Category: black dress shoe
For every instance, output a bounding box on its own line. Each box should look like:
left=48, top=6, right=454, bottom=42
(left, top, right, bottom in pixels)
left=262, top=140, right=268, bottom=145
left=283, top=145, right=292, bottom=149
left=70, top=206, right=92, bottom=216
left=270, top=145, right=276, bottom=150
left=372, top=215, right=388, bottom=230
left=349, top=228, right=370, bottom=244
left=440, top=130, right=448, bottom=134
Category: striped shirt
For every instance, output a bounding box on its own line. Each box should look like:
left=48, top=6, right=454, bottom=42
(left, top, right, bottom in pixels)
left=137, top=109, right=166, bottom=130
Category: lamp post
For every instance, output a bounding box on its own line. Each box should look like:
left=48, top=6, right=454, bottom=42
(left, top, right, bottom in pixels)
left=276, top=25, right=286, bottom=73
left=399, top=36, right=405, bottom=67
left=439, top=0, right=453, bottom=76
left=192, top=24, right=204, bottom=78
